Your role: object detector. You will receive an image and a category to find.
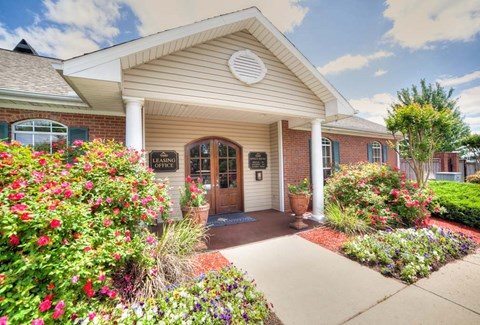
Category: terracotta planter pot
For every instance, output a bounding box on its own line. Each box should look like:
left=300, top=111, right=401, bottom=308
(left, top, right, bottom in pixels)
left=181, top=203, right=210, bottom=250
left=288, top=193, right=311, bottom=230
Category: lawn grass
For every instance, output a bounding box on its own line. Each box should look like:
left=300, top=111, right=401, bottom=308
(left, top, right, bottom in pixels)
left=429, top=181, right=480, bottom=229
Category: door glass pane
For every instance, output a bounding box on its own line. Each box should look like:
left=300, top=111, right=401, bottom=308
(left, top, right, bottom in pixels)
left=229, top=159, right=236, bottom=171
left=201, top=158, right=210, bottom=172
left=219, top=174, right=228, bottom=188
left=219, top=159, right=227, bottom=173
left=228, top=146, right=236, bottom=157
left=229, top=173, right=237, bottom=188
left=202, top=175, right=211, bottom=191
left=218, top=143, right=227, bottom=157
left=190, top=145, right=199, bottom=158
left=190, top=159, right=200, bottom=173
left=200, top=143, right=210, bottom=157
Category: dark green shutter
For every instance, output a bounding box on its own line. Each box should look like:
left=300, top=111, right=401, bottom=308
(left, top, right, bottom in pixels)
left=382, top=144, right=388, bottom=163
left=332, top=141, right=340, bottom=169
left=0, top=122, right=8, bottom=141
left=68, top=127, right=89, bottom=145
left=367, top=143, right=373, bottom=163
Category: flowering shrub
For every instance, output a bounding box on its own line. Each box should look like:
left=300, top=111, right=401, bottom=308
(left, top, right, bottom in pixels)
left=107, top=266, right=271, bottom=324
left=288, top=178, right=311, bottom=195
left=325, top=162, right=439, bottom=229
left=343, top=227, right=477, bottom=283
left=179, top=176, right=207, bottom=207
left=0, top=140, right=172, bottom=324
left=466, top=170, right=480, bottom=184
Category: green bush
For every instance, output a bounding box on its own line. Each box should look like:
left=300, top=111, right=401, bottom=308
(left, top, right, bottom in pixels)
left=343, top=227, right=477, bottom=283
left=325, top=162, right=439, bottom=229
left=108, top=266, right=271, bottom=324
left=0, top=140, right=172, bottom=324
left=325, top=203, right=372, bottom=235
left=429, top=181, right=480, bottom=229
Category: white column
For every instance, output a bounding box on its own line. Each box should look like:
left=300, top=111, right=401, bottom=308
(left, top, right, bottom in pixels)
left=123, top=97, right=144, bottom=151
left=311, top=118, right=325, bottom=222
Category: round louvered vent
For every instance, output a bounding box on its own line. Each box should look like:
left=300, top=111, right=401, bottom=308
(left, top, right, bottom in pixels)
left=228, top=50, right=267, bottom=85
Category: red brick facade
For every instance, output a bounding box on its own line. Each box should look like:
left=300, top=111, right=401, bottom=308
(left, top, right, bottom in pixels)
left=281, top=120, right=398, bottom=211
left=434, top=152, right=460, bottom=172
left=0, top=107, right=125, bottom=142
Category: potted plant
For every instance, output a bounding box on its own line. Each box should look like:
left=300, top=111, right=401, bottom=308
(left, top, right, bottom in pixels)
left=179, top=175, right=209, bottom=250
left=287, top=178, right=311, bottom=230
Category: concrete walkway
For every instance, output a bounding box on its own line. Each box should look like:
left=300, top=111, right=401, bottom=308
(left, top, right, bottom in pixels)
left=221, top=235, right=480, bottom=325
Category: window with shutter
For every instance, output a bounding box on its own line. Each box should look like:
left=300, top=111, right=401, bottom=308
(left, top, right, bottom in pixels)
left=0, top=122, right=8, bottom=141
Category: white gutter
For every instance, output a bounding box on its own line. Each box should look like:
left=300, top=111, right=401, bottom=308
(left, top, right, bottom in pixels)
left=277, top=120, right=285, bottom=212
left=0, top=88, right=88, bottom=108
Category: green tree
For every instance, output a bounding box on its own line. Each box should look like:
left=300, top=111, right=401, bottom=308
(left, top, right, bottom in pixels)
left=385, top=103, right=453, bottom=188
left=461, top=134, right=480, bottom=166
left=396, top=79, right=470, bottom=151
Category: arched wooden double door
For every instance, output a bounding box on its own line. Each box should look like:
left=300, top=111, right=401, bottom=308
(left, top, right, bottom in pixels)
left=186, top=137, right=243, bottom=215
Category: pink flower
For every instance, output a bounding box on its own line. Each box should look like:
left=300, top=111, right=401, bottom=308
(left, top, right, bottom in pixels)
left=54, top=301, right=65, bottom=310
left=37, top=236, right=50, bottom=246
left=9, top=235, right=20, bottom=246
left=50, top=219, right=61, bottom=228
left=72, top=140, right=84, bottom=146
left=52, top=309, right=64, bottom=319
left=38, top=158, right=47, bottom=166
left=113, top=207, right=120, bottom=214
left=88, top=312, right=96, bottom=321
left=84, top=164, right=92, bottom=172
left=10, top=204, right=28, bottom=213
left=72, top=275, right=79, bottom=283
left=146, top=236, right=155, bottom=244
left=0, top=317, right=7, bottom=325
left=103, top=219, right=112, bottom=227
left=31, top=319, right=44, bottom=325
left=64, top=189, right=73, bottom=198
left=98, top=274, right=106, bottom=281
left=107, top=290, right=117, bottom=299
left=186, top=176, right=192, bottom=183
left=39, top=300, right=52, bottom=312
left=65, top=163, right=73, bottom=169
left=84, top=181, right=93, bottom=190
left=106, top=198, right=113, bottom=204
left=101, top=285, right=109, bottom=294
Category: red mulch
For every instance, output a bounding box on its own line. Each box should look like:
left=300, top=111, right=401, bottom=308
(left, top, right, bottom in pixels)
left=191, top=251, right=231, bottom=277
left=430, top=217, right=480, bottom=244
left=298, top=226, right=350, bottom=252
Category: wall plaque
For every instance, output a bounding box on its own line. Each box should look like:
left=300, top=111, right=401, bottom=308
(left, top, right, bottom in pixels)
left=249, top=152, right=267, bottom=169
left=149, top=151, right=179, bottom=172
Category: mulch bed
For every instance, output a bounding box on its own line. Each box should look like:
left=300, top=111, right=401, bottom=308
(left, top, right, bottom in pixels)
left=430, top=217, right=480, bottom=244
left=191, top=251, right=231, bottom=277
left=297, top=226, right=350, bottom=252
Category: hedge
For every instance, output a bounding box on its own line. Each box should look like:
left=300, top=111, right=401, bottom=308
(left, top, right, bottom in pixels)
left=429, top=181, right=480, bottom=229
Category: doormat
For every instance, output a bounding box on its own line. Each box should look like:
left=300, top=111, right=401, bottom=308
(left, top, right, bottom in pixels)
left=207, top=212, right=256, bottom=228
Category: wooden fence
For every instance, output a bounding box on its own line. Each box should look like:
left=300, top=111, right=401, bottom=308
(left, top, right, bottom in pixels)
left=400, top=158, right=441, bottom=181
left=460, top=160, right=479, bottom=180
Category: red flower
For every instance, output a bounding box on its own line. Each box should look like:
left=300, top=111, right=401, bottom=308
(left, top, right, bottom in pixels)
left=73, top=232, right=82, bottom=239
left=31, top=319, right=44, bottom=325
left=86, top=290, right=95, bottom=297
left=52, top=309, right=64, bottom=319
left=64, top=189, right=73, bottom=198
left=44, top=293, right=54, bottom=301
left=50, top=219, right=61, bottom=228
left=9, top=235, right=20, bottom=246
left=83, top=281, right=92, bottom=293
left=84, top=247, right=93, bottom=252
left=113, top=208, right=120, bottom=214
left=191, top=194, right=196, bottom=200
left=37, top=236, right=50, bottom=246
left=88, top=312, right=96, bottom=321
left=186, top=176, right=192, bottom=183
left=84, top=163, right=92, bottom=172
left=38, top=158, right=47, bottom=166
left=48, top=284, right=55, bottom=290
left=103, top=219, right=112, bottom=227
left=107, top=290, right=117, bottom=299
left=39, top=300, right=52, bottom=312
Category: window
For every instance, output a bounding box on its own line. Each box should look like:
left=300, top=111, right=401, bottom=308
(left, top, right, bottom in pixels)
left=13, top=119, right=68, bottom=154
left=322, top=138, right=333, bottom=178
left=372, top=142, right=382, bottom=163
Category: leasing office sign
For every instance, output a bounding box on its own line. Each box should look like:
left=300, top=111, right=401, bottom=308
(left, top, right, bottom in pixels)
left=149, top=151, right=179, bottom=172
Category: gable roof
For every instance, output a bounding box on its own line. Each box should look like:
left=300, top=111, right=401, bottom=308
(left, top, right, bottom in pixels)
left=13, top=39, right=38, bottom=55
left=324, top=115, right=399, bottom=139
left=59, top=7, right=355, bottom=119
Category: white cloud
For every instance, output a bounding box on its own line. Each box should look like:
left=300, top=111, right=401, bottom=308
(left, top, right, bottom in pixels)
left=437, top=70, right=480, bottom=87
left=383, top=0, right=480, bottom=50
left=457, top=85, right=480, bottom=116
left=349, top=93, right=396, bottom=125
left=122, top=0, right=308, bottom=36
left=317, top=51, right=393, bottom=76
left=374, top=69, right=388, bottom=77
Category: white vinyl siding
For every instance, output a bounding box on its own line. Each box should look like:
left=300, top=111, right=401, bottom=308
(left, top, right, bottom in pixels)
left=123, top=31, right=325, bottom=119
left=145, top=115, right=275, bottom=217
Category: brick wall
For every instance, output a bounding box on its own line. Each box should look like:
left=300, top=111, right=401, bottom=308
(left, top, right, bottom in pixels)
left=281, top=120, right=398, bottom=211
left=434, top=152, right=460, bottom=172
left=0, top=107, right=125, bottom=142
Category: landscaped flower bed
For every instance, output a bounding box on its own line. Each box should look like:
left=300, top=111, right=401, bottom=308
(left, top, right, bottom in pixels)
left=343, top=227, right=477, bottom=283
left=106, top=266, right=271, bottom=324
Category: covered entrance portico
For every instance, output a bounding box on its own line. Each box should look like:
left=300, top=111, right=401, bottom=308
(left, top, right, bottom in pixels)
left=58, top=7, right=356, bottom=222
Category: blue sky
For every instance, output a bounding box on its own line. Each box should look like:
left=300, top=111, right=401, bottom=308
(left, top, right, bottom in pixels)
left=0, top=0, right=479, bottom=133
